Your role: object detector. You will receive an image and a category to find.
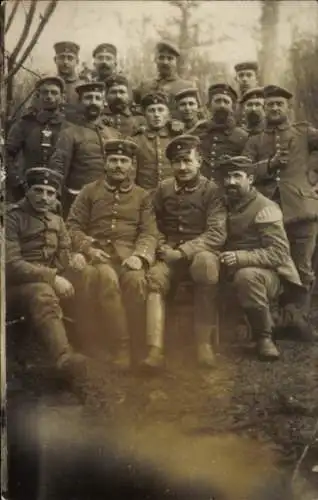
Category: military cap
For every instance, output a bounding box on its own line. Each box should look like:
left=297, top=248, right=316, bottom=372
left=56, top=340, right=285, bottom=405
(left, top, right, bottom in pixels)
left=240, top=86, right=265, bottom=104
left=234, top=61, right=259, bottom=73
left=26, top=168, right=63, bottom=190
left=165, top=135, right=200, bottom=161
left=156, top=40, right=180, bottom=57
left=208, top=83, right=238, bottom=103
left=93, top=43, right=117, bottom=58
left=263, top=85, right=293, bottom=100
left=54, top=41, right=80, bottom=56
left=75, top=81, right=105, bottom=95
left=35, top=76, right=65, bottom=93
left=141, top=91, right=169, bottom=109
left=104, top=139, right=139, bottom=159
left=219, top=155, right=254, bottom=174
left=105, top=74, right=129, bottom=90
left=174, top=87, right=199, bottom=102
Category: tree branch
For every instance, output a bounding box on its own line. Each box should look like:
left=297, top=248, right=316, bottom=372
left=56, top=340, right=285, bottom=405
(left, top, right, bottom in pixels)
left=5, top=0, right=19, bottom=34
left=5, top=0, right=58, bottom=84
left=9, top=0, right=37, bottom=68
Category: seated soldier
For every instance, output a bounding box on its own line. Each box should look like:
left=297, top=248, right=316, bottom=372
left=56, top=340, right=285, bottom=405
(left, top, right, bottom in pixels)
left=6, top=168, right=87, bottom=378
left=143, top=135, right=227, bottom=370
left=66, top=139, right=158, bottom=369
left=219, top=156, right=302, bottom=361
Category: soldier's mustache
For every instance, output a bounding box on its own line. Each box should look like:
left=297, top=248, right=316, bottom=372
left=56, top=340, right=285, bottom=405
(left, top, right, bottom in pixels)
left=86, top=104, right=100, bottom=114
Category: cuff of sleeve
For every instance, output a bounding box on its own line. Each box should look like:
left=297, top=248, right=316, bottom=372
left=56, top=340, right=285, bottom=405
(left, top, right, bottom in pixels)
left=235, top=250, right=251, bottom=267
left=178, top=242, right=194, bottom=259
left=44, top=267, right=58, bottom=285
left=133, top=250, right=154, bottom=266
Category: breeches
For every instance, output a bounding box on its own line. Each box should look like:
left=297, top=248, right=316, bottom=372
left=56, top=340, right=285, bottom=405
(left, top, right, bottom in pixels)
left=147, top=251, right=220, bottom=295
left=232, top=267, right=281, bottom=310
left=285, top=220, right=318, bottom=289
left=7, top=282, right=63, bottom=327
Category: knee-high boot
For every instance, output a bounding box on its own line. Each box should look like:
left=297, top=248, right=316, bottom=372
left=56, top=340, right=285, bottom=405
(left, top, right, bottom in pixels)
left=142, top=293, right=165, bottom=369
left=243, top=307, right=279, bottom=360
left=194, top=286, right=217, bottom=368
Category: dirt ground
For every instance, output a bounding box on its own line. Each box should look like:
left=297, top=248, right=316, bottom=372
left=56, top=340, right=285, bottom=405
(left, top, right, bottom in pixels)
left=5, top=292, right=318, bottom=500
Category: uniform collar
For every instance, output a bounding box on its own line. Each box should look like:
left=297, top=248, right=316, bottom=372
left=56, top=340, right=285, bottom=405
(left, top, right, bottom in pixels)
left=36, top=109, right=65, bottom=124
left=156, top=73, right=178, bottom=83
left=174, top=174, right=201, bottom=193
left=146, top=126, right=170, bottom=139
left=105, top=105, right=132, bottom=117
left=265, top=119, right=290, bottom=133
left=104, top=178, right=134, bottom=193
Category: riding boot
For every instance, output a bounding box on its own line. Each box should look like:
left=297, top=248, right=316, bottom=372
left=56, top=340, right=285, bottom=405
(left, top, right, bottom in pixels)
left=142, top=293, right=165, bottom=370
left=243, top=307, right=279, bottom=361
left=194, top=286, right=216, bottom=368
left=41, top=318, right=87, bottom=378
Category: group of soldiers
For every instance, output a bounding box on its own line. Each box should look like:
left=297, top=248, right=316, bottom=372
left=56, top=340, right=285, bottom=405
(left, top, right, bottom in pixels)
left=4, top=39, right=318, bottom=383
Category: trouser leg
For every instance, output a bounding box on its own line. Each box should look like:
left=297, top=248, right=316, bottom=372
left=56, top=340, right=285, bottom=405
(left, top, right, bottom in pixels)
left=190, top=251, right=220, bottom=368
left=7, top=283, right=86, bottom=376
left=233, top=267, right=280, bottom=360
left=285, top=220, right=318, bottom=340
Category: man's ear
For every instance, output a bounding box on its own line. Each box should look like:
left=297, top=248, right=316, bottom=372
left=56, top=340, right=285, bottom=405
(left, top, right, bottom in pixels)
left=54, top=56, right=57, bottom=65
left=248, top=174, right=255, bottom=185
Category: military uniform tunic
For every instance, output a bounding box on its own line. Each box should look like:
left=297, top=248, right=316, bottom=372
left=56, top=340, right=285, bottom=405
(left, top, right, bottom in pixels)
left=134, top=75, right=197, bottom=117
left=133, top=126, right=181, bottom=191
left=101, top=106, right=145, bottom=137
left=49, top=118, right=120, bottom=193
left=224, top=188, right=301, bottom=310
left=66, top=178, right=158, bottom=357
left=148, top=175, right=227, bottom=294
left=6, top=110, right=69, bottom=191
left=189, top=118, right=248, bottom=182
left=243, top=121, right=318, bottom=288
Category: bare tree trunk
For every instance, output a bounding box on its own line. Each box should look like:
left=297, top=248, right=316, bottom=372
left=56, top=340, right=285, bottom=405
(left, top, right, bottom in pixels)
left=259, top=0, right=280, bottom=84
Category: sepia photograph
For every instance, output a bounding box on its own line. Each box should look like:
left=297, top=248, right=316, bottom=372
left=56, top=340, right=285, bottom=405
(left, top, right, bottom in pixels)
left=1, top=0, right=318, bottom=498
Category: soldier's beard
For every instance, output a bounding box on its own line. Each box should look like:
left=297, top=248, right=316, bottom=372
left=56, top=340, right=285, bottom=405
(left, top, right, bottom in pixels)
left=246, top=110, right=262, bottom=126
left=108, top=98, right=128, bottom=112
left=97, top=64, right=112, bottom=77
left=84, top=104, right=101, bottom=120
left=213, top=108, right=230, bottom=124
left=266, top=113, right=288, bottom=125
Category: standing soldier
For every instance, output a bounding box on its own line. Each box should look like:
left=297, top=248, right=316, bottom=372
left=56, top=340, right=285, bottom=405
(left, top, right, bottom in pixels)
left=6, top=168, right=87, bottom=378
left=134, top=41, right=197, bottom=117
left=219, top=156, right=302, bottom=360
left=143, top=135, right=226, bottom=370
left=240, top=87, right=265, bottom=136
left=132, top=91, right=184, bottom=191
left=49, top=82, right=120, bottom=217
left=66, top=139, right=158, bottom=369
left=6, top=76, right=68, bottom=202
left=53, top=41, right=82, bottom=107
left=243, top=85, right=318, bottom=340
left=102, top=74, right=145, bottom=136
left=234, top=61, right=260, bottom=127
left=174, top=88, right=202, bottom=131
left=91, top=43, right=118, bottom=84
left=189, top=83, right=248, bottom=183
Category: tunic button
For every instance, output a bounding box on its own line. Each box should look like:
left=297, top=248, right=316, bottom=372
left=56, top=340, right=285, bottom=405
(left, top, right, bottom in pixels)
left=179, top=225, right=184, bottom=232
left=107, top=239, right=111, bottom=244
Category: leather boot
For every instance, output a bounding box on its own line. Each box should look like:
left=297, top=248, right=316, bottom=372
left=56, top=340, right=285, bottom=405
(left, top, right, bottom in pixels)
left=41, top=318, right=87, bottom=378
left=244, top=308, right=280, bottom=361
left=112, top=339, right=131, bottom=371
left=142, top=293, right=165, bottom=370
left=289, top=287, right=318, bottom=342
left=194, top=286, right=216, bottom=368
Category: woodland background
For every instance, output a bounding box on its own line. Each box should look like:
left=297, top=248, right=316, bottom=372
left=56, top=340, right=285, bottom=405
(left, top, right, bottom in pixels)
left=1, top=0, right=318, bottom=126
